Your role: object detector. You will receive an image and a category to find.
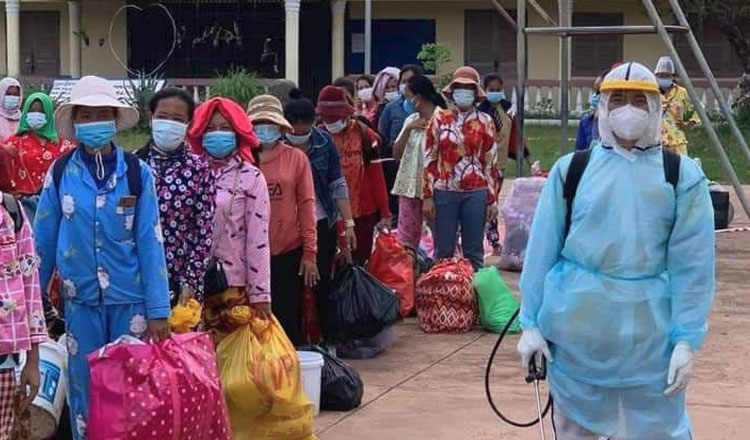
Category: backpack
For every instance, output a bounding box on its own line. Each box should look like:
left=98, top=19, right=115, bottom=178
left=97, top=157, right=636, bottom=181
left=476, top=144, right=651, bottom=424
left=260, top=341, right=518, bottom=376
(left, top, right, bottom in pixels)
left=1, top=193, right=23, bottom=233
left=563, top=147, right=681, bottom=238
left=52, top=150, right=142, bottom=200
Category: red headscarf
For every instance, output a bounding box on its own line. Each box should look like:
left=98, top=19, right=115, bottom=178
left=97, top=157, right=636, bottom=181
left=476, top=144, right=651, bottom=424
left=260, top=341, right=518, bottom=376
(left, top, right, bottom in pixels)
left=187, top=97, right=260, bottom=163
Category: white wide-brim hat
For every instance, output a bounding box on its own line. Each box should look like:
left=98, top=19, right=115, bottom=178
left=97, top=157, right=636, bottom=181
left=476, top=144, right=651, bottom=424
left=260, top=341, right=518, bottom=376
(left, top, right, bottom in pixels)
left=55, top=76, right=139, bottom=141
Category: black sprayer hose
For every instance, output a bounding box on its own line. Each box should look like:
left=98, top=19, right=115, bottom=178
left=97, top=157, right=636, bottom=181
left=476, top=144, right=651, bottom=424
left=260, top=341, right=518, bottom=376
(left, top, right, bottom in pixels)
left=484, top=307, right=553, bottom=428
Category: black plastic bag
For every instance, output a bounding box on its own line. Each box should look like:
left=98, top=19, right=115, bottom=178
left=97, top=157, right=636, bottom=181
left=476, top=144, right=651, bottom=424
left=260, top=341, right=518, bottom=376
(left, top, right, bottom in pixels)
left=299, top=346, right=364, bottom=411
left=328, top=265, right=401, bottom=341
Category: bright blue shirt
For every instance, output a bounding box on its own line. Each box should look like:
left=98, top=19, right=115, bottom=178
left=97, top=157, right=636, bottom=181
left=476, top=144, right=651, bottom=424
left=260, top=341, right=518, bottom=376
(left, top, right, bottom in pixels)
left=34, top=147, right=171, bottom=319
left=378, top=97, right=410, bottom=151
left=575, top=113, right=599, bottom=151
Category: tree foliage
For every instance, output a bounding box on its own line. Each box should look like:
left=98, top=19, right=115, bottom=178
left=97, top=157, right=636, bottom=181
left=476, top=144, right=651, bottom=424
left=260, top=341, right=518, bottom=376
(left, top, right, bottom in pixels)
left=675, top=0, right=750, bottom=73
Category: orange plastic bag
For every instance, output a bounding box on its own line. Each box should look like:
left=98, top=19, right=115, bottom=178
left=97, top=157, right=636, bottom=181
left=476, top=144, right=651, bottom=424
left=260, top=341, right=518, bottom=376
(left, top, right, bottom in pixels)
left=369, top=230, right=415, bottom=317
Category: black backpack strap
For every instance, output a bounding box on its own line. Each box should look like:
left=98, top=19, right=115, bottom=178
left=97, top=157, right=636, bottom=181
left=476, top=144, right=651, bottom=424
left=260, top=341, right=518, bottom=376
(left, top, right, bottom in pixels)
left=52, top=150, right=76, bottom=198
left=2, top=193, right=23, bottom=233
left=123, top=153, right=142, bottom=198
left=563, top=148, right=593, bottom=239
left=662, top=148, right=681, bottom=191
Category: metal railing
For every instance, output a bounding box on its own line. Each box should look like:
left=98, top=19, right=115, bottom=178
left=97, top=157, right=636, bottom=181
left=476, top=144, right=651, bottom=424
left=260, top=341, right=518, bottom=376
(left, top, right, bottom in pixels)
left=512, top=0, right=750, bottom=220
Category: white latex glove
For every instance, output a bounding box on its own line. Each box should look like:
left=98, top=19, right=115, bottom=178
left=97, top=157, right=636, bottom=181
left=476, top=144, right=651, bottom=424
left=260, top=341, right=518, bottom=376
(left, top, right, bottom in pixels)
left=664, top=341, right=694, bottom=396
left=517, top=328, right=552, bottom=368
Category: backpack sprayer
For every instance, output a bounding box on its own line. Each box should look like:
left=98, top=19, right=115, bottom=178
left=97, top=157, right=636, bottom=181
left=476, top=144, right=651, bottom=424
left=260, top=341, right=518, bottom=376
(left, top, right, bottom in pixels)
left=484, top=308, right=552, bottom=440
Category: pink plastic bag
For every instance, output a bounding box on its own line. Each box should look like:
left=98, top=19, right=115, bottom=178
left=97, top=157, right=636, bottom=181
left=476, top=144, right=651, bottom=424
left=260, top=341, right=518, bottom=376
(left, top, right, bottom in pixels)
left=87, top=333, right=232, bottom=440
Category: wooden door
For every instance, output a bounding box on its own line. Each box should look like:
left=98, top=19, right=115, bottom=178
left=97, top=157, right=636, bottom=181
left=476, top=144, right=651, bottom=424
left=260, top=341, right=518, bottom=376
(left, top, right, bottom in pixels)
left=20, top=12, right=61, bottom=77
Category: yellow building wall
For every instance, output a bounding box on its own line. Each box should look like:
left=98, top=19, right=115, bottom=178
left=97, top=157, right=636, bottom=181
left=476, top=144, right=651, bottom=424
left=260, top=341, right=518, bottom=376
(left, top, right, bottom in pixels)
left=0, top=0, right=125, bottom=78
left=350, top=0, right=670, bottom=79
left=81, top=0, right=127, bottom=78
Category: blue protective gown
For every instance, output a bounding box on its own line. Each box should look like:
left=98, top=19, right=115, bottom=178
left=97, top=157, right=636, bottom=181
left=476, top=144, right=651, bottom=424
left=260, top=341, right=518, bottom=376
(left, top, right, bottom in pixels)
left=520, top=143, right=715, bottom=439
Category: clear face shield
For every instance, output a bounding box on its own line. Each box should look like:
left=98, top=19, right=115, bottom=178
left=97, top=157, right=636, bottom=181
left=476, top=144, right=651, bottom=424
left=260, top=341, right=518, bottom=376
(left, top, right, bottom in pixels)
left=597, top=62, right=663, bottom=151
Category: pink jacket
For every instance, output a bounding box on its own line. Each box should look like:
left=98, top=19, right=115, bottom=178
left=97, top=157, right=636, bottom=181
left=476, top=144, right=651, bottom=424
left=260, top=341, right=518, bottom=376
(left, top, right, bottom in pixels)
left=211, top=157, right=271, bottom=304
left=0, top=194, right=46, bottom=355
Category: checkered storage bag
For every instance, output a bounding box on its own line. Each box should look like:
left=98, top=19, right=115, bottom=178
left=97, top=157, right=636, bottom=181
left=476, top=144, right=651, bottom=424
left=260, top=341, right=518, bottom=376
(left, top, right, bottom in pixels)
left=415, top=258, right=477, bottom=333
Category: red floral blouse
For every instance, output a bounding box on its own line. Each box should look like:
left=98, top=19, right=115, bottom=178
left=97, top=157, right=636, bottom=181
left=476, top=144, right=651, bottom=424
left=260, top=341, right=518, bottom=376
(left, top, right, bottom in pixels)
left=422, top=108, right=500, bottom=206
left=0, top=133, right=75, bottom=195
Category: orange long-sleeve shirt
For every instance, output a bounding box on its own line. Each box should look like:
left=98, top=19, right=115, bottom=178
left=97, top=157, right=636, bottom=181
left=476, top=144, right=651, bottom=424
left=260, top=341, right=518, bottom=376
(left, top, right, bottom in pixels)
left=259, top=143, right=317, bottom=262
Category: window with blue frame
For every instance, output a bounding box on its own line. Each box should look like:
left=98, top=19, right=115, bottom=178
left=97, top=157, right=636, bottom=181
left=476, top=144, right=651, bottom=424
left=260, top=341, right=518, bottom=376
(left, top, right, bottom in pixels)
left=345, top=19, right=436, bottom=74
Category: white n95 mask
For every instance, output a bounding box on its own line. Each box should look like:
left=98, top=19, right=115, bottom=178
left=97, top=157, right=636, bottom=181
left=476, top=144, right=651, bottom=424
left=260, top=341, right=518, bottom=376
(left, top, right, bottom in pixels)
left=608, top=105, right=650, bottom=141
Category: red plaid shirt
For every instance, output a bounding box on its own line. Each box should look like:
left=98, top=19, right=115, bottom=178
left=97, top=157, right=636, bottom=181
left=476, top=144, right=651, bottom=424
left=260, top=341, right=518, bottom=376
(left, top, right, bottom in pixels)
left=423, top=108, right=500, bottom=206
left=0, top=195, right=46, bottom=356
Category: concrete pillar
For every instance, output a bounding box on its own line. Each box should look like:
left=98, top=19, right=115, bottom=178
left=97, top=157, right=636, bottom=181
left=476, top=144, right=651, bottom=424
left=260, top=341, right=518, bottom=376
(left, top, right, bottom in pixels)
left=5, top=0, right=20, bottom=77
left=284, top=0, right=300, bottom=84
left=69, top=1, right=82, bottom=78
left=331, top=0, right=347, bottom=80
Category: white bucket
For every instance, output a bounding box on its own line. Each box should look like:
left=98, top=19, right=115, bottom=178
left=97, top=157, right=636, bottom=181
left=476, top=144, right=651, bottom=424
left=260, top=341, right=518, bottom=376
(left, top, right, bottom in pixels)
left=297, top=350, right=324, bottom=416
left=29, top=340, right=68, bottom=440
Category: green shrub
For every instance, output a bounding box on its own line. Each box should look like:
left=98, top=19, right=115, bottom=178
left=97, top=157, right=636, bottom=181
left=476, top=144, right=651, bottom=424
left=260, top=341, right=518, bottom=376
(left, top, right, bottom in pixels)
left=123, top=73, right=164, bottom=130
left=210, top=67, right=264, bottom=109
left=417, top=43, right=453, bottom=89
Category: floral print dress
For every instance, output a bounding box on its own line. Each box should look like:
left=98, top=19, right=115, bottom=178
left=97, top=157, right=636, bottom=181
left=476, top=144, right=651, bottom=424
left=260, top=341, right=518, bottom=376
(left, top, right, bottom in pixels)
left=144, top=145, right=215, bottom=302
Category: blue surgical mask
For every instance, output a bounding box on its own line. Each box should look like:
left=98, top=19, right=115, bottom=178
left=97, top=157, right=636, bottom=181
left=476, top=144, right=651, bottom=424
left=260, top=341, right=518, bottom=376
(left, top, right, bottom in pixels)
left=453, top=89, right=476, bottom=109
left=486, top=92, right=505, bottom=104
left=590, top=93, right=601, bottom=109
left=254, top=124, right=282, bottom=146
left=26, top=112, right=47, bottom=130
left=384, top=91, right=399, bottom=102
left=403, top=98, right=417, bottom=115
left=399, top=84, right=406, bottom=96
left=658, top=78, right=674, bottom=90
left=2, top=95, right=20, bottom=110
left=203, top=131, right=237, bottom=158
left=152, top=119, right=187, bottom=152
left=74, top=120, right=117, bottom=150
left=286, top=131, right=312, bottom=146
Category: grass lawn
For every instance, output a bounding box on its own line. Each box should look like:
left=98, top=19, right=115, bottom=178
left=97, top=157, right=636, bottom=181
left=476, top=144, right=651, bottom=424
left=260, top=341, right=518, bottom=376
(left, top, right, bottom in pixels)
left=116, top=124, right=750, bottom=184
left=509, top=125, right=750, bottom=184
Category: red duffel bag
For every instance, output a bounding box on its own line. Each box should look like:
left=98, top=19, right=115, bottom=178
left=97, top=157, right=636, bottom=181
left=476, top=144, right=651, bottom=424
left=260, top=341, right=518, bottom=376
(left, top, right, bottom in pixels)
left=369, top=230, right=415, bottom=317
left=415, top=258, right=476, bottom=333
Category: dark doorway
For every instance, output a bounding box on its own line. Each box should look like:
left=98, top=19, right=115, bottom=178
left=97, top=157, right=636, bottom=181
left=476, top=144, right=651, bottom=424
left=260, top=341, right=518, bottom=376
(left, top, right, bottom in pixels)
left=299, top=0, right=332, bottom=100
left=346, top=19, right=435, bottom=74
left=464, top=9, right=517, bottom=79
left=20, top=11, right=61, bottom=76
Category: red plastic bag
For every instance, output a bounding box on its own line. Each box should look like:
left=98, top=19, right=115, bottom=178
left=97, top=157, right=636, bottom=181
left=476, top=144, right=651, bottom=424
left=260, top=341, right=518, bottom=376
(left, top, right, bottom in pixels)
left=369, top=230, right=415, bottom=317
left=301, top=286, right=322, bottom=345
left=87, top=332, right=232, bottom=440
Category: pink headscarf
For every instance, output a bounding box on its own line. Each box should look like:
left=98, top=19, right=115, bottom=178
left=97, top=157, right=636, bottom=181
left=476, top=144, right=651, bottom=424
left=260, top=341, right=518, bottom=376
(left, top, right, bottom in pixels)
left=0, top=78, right=21, bottom=141
left=372, top=67, right=400, bottom=102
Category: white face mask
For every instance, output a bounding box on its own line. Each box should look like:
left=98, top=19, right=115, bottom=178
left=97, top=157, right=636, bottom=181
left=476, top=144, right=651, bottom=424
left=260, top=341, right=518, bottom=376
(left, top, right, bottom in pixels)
left=325, top=119, right=347, bottom=134
left=358, top=87, right=373, bottom=103
left=384, top=91, right=399, bottom=102
left=608, top=104, right=650, bottom=142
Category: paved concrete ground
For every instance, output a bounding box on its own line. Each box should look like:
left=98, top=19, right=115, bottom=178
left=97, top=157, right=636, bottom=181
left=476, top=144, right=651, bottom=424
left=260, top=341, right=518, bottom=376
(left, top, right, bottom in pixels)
left=314, top=185, right=750, bottom=439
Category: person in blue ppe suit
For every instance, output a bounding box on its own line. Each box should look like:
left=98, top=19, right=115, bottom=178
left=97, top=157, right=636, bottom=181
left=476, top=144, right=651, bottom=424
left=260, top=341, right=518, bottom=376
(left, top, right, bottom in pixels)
left=574, top=69, right=609, bottom=151
left=517, top=62, right=715, bottom=440
left=34, top=76, right=170, bottom=440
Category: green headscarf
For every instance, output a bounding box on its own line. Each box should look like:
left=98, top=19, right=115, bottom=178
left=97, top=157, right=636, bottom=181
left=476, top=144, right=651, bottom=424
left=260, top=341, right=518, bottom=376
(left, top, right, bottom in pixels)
left=17, top=92, right=58, bottom=142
